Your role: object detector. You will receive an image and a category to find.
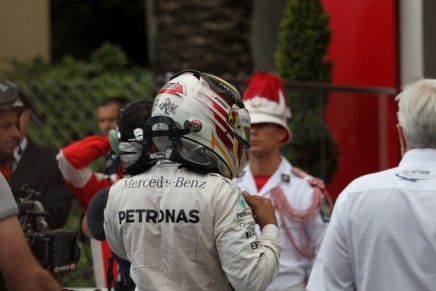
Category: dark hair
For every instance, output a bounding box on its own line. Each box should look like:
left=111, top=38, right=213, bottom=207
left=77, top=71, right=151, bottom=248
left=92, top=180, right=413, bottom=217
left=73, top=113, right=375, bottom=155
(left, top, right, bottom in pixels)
left=18, top=89, right=33, bottom=110
left=118, top=100, right=153, bottom=142
left=99, top=96, right=130, bottom=108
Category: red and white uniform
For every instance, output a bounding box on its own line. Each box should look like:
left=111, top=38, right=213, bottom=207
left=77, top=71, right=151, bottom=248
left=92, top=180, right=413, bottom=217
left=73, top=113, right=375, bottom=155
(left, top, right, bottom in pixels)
left=57, top=135, right=120, bottom=212
left=234, top=157, right=330, bottom=291
left=57, top=135, right=121, bottom=288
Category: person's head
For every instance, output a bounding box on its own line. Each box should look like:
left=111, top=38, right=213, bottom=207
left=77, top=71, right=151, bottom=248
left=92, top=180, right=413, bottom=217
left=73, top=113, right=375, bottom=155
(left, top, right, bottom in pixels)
left=109, top=99, right=154, bottom=156
left=133, top=70, right=250, bottom=179
left=97, top=96, right=130, bottom=136
left=118, top=100, right=154, bottom=142
left=396, top=78, right=436, bottom=155
left=0, top=81, right=25, bottom=162
left=242, top=72, right=292, bottom=156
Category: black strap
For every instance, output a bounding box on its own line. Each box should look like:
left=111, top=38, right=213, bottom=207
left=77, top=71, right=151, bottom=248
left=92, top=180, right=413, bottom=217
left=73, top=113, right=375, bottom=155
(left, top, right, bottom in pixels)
left=106, top=254, right=116, bottom=290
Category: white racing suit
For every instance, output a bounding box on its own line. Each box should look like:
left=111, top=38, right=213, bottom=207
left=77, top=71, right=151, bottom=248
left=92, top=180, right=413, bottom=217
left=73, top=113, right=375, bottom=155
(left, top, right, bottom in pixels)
left=104, top=162, right=281, bottom=291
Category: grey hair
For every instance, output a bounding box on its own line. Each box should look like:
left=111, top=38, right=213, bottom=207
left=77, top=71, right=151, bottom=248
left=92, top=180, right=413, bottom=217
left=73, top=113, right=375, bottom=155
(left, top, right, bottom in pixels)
left=396, top=79, right=436, bottom=149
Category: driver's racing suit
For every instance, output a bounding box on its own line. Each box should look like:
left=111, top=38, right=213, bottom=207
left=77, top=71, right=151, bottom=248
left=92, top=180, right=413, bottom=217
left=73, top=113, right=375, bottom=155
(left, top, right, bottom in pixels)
left=104, top=162, right=281, bottom=291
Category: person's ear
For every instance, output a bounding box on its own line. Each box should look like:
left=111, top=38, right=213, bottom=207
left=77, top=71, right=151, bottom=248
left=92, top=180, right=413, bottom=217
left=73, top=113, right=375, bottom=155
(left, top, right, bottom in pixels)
left=287, top=128, right=293, bottom=144
left=18, top=108, right=31, bottom=137
left=396, top=124, right=408, bottom=156
left=277, top=126, right=288, bottom=144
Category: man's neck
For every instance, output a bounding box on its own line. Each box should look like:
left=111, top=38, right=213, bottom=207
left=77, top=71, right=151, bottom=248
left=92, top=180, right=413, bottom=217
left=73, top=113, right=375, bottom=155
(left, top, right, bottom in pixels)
left=0, top=159, right=11, bottom=166
left=249, top=153, right=281, bottom=176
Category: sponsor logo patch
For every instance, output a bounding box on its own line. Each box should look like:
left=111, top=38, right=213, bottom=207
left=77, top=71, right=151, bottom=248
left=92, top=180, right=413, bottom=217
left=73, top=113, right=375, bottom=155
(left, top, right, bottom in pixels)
left=250, top=241, right=260, bottom=250
left=238, top=190, right=247, bottom=208
left=245, top=230, right=256, bottom=239
left=395, top=169, right=436, bottom=182
left=159, top=82, right=185, bottom=96
left=236, top=211, right=252, bottom=218
left=118, top=208, right=200, bottom=224
left=122, top=176, right=207, bottom=189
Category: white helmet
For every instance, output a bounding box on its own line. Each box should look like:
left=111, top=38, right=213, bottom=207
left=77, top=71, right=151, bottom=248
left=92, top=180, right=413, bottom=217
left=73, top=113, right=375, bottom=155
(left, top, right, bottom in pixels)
left=126, top=70, right=250, bottom=179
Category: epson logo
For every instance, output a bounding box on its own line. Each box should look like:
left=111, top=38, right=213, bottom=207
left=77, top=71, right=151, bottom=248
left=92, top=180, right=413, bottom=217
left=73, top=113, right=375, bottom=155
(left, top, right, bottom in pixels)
left=250, top=241, right=260, bottom=250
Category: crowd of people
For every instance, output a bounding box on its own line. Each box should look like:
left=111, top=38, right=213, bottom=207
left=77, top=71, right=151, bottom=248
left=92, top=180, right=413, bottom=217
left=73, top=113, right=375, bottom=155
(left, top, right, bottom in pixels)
left=57, top=96, right=130, bottom=287
left=0, top=70, right=435, bottom=291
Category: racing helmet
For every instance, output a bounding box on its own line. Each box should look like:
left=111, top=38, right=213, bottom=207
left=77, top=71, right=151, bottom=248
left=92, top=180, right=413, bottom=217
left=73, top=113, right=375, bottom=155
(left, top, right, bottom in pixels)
left=130, top=70, right=250, bottom=179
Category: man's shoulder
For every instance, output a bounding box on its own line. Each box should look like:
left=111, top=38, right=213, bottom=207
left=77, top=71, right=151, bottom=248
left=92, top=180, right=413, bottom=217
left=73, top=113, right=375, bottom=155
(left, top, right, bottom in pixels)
left=346, top=167, right=399, bottom=192
left=282, top=166, right=319, bottom=191
left=18, top=140, right=58, bottom=169
left=25, top=139, right=57, bottom=156
left=281, top=165, right=333, bottom=212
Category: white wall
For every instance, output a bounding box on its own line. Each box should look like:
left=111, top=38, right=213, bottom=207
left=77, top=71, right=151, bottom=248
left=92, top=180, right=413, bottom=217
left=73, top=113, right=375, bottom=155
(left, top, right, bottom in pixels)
left=0, top=0, right=50, bottom=74
left=399, top=0, right=423, bottom=86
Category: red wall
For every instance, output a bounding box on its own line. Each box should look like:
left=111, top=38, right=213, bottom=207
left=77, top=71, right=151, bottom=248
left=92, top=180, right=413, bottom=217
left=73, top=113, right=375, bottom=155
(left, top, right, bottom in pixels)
left=321, top=0, right=400, bottom=198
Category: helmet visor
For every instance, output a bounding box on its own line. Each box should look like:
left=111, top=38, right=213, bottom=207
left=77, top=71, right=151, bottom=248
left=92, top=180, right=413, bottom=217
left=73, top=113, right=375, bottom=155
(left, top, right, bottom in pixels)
left=230, top=107, right=250, bottom=149
left=170, top=70, right=244, bottom=108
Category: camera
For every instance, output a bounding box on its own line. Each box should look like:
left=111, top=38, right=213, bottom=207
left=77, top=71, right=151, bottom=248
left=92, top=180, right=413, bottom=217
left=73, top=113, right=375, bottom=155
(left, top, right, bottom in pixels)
left=12, top=184, right=80, bottom=279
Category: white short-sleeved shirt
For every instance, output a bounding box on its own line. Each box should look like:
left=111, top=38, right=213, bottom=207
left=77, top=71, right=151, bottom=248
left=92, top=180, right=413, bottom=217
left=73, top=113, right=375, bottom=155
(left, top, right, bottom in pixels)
left=307, top=149, right=436, bottom=291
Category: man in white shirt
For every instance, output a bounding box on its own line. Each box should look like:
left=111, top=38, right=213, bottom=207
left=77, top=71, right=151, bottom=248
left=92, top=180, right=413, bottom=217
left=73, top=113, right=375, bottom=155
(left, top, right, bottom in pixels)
left=307, top=78, right=436, bottom=291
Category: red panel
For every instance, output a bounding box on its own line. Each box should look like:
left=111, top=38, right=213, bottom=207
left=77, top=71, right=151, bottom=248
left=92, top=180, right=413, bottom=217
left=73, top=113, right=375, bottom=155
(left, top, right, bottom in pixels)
left=321, top=0, right=399, bottom=198
left=322, top=0, right=398, bottom=87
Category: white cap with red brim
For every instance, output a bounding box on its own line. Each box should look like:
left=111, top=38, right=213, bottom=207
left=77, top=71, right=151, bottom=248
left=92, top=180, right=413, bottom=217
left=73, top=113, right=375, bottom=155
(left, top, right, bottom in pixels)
left=243, top=72, right=292, bottom=144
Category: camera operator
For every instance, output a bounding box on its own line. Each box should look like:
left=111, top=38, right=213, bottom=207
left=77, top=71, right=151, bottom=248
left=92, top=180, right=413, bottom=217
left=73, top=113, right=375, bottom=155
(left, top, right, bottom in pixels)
left=0, top=80, right=73, bottom=228
left=0, top=171, right=61, bottom=290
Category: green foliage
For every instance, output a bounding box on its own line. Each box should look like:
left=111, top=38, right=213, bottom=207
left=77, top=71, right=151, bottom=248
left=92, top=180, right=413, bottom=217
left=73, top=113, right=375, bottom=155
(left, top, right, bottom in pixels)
left=61, top=242, right=95, bottom=287
left=1, top=42, right=152, bottom=148
left=90, top=42, right=129, bottom=70
left=2, top=42, right=147, bottom=82
left=275, top=0, right=338, bottom=182
left=276, top=0, right=332, bottom=82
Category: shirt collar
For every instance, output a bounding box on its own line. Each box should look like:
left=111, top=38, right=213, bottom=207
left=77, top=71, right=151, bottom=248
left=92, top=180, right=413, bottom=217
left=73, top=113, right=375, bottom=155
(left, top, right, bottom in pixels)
left=400, top=148, right=436, bottom=167
left=13, top=136, right=28, bottom=165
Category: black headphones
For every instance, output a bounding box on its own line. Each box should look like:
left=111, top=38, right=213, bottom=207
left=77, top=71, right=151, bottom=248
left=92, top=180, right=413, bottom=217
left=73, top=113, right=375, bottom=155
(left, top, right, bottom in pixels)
left=108, top=127, right=122, bottom=156
left=108, top=99, right=154, bottom=156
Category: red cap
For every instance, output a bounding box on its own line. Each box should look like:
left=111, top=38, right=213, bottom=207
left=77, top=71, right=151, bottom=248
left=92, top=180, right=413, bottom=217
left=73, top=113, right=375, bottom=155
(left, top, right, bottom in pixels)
left=243, top=72, right=292, bottom=144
